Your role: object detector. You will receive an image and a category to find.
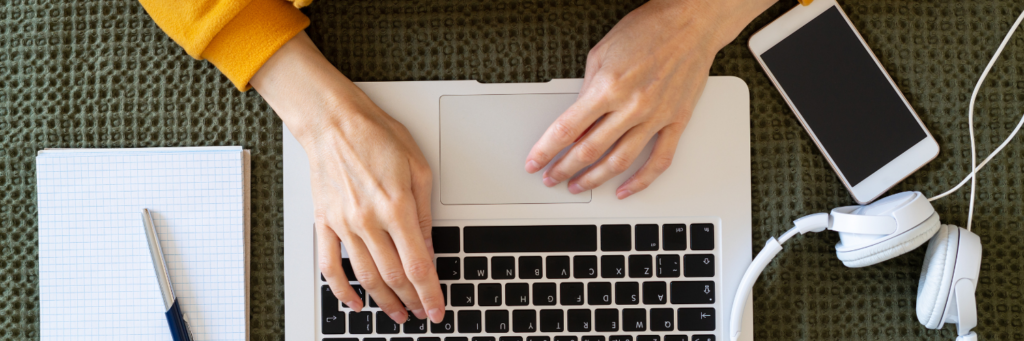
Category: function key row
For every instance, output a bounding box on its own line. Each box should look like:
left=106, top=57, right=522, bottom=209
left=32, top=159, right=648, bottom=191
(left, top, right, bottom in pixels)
left=444, top=281, right=715, bottom=307
left=432, top=224, right=715, bottom=254
left=436, top=255, right=713, bottom=281
left=326, top=336, right=715, bottom=341
left=323, top=307, right=715, bottom=335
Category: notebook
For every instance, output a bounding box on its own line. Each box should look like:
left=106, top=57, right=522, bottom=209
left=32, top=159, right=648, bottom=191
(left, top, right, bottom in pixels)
left=36, top=147, right=250, bottom=341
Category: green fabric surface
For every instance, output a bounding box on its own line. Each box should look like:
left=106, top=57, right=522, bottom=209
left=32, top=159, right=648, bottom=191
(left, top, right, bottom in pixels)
left=1, top=0, right=1023, bottom=340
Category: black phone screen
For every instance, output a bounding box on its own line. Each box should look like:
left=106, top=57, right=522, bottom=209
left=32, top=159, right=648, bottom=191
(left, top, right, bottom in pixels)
left=760, top=6, right=928, bottom=186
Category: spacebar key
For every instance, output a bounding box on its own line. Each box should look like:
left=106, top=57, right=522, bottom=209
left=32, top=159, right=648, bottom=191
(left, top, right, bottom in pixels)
left=464, top=225, right=597, bottom=252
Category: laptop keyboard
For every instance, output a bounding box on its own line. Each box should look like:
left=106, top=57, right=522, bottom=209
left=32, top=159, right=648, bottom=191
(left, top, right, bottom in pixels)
left=320, top=223, right=719, bottom=341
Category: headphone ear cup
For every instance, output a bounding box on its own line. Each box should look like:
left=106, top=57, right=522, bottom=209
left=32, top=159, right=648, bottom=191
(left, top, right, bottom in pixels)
left=916, top=224, right=960, bottom=329
left=834, top=213, right=941, bottom=268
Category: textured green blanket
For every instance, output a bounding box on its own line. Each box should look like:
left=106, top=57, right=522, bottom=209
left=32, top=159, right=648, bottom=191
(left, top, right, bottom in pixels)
left=2, top=0, right=1022, bottom=340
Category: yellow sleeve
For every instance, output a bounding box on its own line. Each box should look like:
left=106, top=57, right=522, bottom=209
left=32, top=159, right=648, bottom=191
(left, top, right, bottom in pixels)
left=139, top=0, right=311, bottom=90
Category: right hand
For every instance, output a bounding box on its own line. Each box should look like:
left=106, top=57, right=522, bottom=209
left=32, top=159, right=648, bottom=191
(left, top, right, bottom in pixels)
left=251, top=32, right=445, bottom=325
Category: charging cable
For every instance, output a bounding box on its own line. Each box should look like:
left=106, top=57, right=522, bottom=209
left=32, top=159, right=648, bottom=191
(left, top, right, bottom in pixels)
left=927, top=9, right=1024, bottom=232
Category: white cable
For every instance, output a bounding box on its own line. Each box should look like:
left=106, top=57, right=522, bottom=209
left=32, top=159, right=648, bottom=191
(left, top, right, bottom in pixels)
left=927, top=9, right=1024, bottom=232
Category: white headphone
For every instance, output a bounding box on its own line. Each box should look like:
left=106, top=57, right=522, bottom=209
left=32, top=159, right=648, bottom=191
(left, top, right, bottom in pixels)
left=728, top=191, right=982, bottom=341
left=729, top=6, right=1024, bottom=341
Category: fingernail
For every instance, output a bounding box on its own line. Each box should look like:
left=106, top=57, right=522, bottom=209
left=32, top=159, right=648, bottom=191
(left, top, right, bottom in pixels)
left=428, top=308, right=445, bottom=324
left=568, top=183, right=584, bottom=194
left=344, top=300, right=362, bottom=312
left=543, top=176, right=558, bottom=187
left=526, top=160, right=540, bottom=173
left=389, top=311, right=407, bottom=324
left=412, top=308, right=427, bottom=320
left=616, top=189, right=633, bottom=200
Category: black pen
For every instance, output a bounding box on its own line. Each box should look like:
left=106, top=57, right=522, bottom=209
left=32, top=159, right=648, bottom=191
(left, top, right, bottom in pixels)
left=142, top=208, right=195, bottom=341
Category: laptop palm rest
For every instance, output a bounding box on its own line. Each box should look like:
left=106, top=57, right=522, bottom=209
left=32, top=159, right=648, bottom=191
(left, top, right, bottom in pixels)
left=439, top=93, right=592, bottom=205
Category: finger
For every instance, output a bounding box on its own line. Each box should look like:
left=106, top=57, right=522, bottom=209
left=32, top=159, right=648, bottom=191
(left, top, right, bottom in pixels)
left=339, top=231, right=410, bottom=323
left=409, top=158, right=435, bottom=260
left=567, top=125, right=655, bottom=194
left=358, top=227, right=427, bottom=323
left=387, top=190, right=446, bottom=324
left=542, top=112, right=636, bottom=187
left=525, top=96, right=607, bottom=174
left=316, top=223, right=363, bottom=311
left=616, top=123, right=685, bottom=199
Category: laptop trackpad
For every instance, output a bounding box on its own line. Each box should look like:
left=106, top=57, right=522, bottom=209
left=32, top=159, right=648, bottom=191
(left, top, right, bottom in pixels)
left=440, top=94, right=592, bottom=205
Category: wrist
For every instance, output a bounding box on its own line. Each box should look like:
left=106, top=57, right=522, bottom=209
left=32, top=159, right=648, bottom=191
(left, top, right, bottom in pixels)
left=250, top=32, right=361, bottom=148
left=659, top=0, right=777, bottom=52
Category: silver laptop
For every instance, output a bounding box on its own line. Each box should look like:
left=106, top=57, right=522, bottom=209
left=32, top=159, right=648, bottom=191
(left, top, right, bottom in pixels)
left=284, top=77, right=753, bottom=341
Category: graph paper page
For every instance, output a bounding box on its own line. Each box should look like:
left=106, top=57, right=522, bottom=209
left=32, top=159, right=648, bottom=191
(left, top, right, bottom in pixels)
left=37, top=147, right=246, bottom=341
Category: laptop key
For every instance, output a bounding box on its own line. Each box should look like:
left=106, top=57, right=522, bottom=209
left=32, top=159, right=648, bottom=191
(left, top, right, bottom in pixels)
left=677, top=308, right=715, bottom=331
left=554, top=337, right=578, bottom=341
left=657, top=254, right=680, bottom=278
left=650, top=308, right=674, bottom=331
left=690, top=224, right=714, bottom=250
left=463, top=225, right=597, bottom=252
left=545, top=256, right=570, bottom=279
left=609, top=336, right=633, bottom=341
left=635, top=224, right=659, bottom=251
left=441, top=284, right=448, bottom=306
left=595, top=308, right=619, bottom=331
left=600, top=224, right=631, bottom=251
left=437, top=257, right=460, bottom=280
left=506, top=283, right=529, bottom=306
left=512, top=309, right=537, bottom=332
left=376, top=311, right=401, bottom=334
left=665, top=336, right=688, bottom=341
left=683, top=255, right=715, bottom=277
left=405, top=314, right=428, bottom=334
left=532, top=283, right=557, bottom=306
left=321, top=285, right=345, bottom=334
left=499, top=338, right=523, bottom=341
left=430, top=310, right=455, bottom=333
left=671, top=281, right=715, bottom=304
left=492, top=257, right=516, bottom=279
left=479, top=283, right=502, bottom=306
left=601, top=255, right=625, bottom=278
left=582, top=337, right=605, bottom=341
left=692, top=336, right=714, bottom=341
left=458, top=310, right=482, bottom=333
left=349, top=311, right=372, bottom=334
left=637, top=336, right=661, bottom=341
left=622, top=308, right=647, bottom=331
left=539, top=309, right=564, bottom=332
left=451, top=284, right=475, bottom=307
left=643, top=281, right=667, bottom=304
left=432, top=226, right=460, bottom=253
left=445, top=338, right=468, bottom=341
left=519, top=256, right=542, bottom=279
left=465, top=257, right=488, bottom=279
left=485, top=310, right=510, bottom=333
left=663, top=224, right=687, bottom=251
left=419, top=338, right=441, bottom=341
left=566, top=309, right=591, bottom=332
left=560, top=282, right=584, bottom=305
left=615, top=282, right=639, bottom=305
left=628, top=255, right=653, bottom=278
left=588, top=282, right=612, bottom=305
left=573, top=255, right=598, bottom=278
left=341, top=284, right=366, bottom=308
left=473, top=338, right=496, bottom=341
left=527, top=337, right=550, bottom=341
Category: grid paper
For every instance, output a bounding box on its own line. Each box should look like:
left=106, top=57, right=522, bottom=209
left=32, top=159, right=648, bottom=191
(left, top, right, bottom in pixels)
left=37, top=147, right=246, bottom=341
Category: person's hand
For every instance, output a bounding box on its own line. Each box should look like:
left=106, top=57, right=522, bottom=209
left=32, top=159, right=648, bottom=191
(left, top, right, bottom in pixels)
left=525, top=0, right=776, bottom=198
left=251, top=32, right=445, bottom=325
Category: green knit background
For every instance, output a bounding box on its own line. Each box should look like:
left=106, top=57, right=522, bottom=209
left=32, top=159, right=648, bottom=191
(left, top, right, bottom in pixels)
left=1, top=0, right=1023, bottom=340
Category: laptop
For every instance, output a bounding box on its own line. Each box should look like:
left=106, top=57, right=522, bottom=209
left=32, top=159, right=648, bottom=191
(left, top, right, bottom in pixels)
left=284, top=77, right=753, bottom=341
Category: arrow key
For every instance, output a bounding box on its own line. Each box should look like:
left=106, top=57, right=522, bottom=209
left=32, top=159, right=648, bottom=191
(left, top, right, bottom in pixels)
left=642, top=282, right=667, bottom=304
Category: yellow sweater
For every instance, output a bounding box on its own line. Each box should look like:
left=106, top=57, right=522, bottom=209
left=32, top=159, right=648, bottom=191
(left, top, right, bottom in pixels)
left=139, top=0, right=311, bottom=91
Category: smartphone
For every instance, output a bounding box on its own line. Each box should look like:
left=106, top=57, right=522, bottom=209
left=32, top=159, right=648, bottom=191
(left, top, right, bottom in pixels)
left=749, top=0, right=939, bottom=204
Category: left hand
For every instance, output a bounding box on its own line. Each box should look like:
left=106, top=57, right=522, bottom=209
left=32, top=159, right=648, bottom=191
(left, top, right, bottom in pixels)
left=524, top=0, right=776, bottom=199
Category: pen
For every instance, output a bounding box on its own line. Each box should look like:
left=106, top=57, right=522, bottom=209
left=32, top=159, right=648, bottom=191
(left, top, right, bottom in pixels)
left=142, top=208, right=195, bottom=341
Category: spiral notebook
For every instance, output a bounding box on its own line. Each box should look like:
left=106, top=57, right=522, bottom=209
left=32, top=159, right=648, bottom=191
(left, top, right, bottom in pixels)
left=36, top=147, right=250, bottom=341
